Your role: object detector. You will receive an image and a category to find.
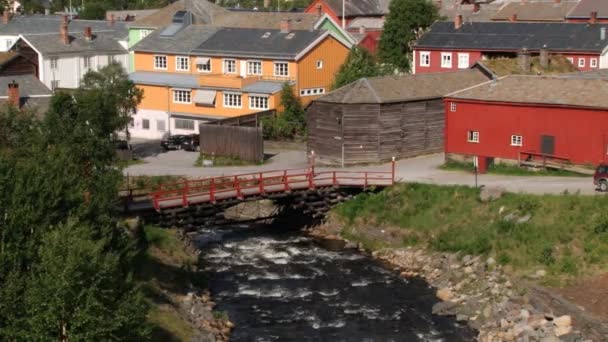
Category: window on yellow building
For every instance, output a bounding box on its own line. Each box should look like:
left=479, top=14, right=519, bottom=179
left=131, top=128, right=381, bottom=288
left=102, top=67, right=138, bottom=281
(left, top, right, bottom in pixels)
left=172, top=89, right=191, bottom=104
left=223, top=59, right=236, bottom=74
left=273, top=62, right=288, bottom=77
left=249, top=95, right=268, bottom=110
left=176, top=56, right=189, bottom=71
left=247, top=60, right=262, bottom=75
left=223, top=93, right=242, bottom=108
left=154, top=55, right=167, bottom=70
left=196, top=57, right=211, bottom=72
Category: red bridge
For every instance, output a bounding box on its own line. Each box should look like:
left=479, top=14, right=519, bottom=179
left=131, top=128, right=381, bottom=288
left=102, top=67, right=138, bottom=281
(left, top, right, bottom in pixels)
left=150, top=165, right=395, bottom=212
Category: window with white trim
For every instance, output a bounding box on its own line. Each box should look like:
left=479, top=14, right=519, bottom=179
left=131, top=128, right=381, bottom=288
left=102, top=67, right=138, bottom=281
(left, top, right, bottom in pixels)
left=299, top=88, right=325, bottom=96
left=419, top=51, right=430, bottom=67
left=274, top=62, right=289, bottom=77
left=457, top=53, right=469, bottom=69
left=441, top=52, right=452, bottom=68
left=107, top=55, right=115, bottom=64
left=174, top=119, right=195, bottom=130
left=249, top=95, right=269, bottom=110
left=6, top=39, right=12, bottom=50
left=83, top=56, right=91, bottom=69
left=197, top=58, right=211, bottom=72
left=154, top=55, right=167, bottom=70
left=591, top=58, right=598, bottom=68
left=578, top=58, right=585, bottom=68
left=50, top=58, right=58, bottom=70
left=223, top=93, right=242, bottom=108
left=172, top=89, right=191, bottom=104
left=467, top=130, right=479, bottom=143
left=176, top=56, right=189, bottom=71
left=247, top=60, right=262, bottom=75
left=316, top=60, right=323, bottom=69
left=511, top=135, right=522, bottom=146
left=142, top=119, right=150, bottom=130
left=450, top=102, right=457, bottom=112
left=223, top=59, right=236, bottom=74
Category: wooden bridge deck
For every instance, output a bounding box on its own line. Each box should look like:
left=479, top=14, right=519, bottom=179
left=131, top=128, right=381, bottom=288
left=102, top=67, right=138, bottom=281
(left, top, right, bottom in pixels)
left=150, top=167, right=395, bottom=212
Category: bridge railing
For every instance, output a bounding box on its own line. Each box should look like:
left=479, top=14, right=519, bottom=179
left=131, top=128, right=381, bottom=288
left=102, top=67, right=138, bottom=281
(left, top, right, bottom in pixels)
left=151, top=163, right=396, bottom=211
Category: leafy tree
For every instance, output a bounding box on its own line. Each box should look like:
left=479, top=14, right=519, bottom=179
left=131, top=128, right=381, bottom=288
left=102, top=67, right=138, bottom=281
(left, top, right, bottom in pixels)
left=79, top=3, right=107, bottom=20
left=332, top=47, right=386, bottom=89
left=378, top=0, right=439, bottom=72
left=262, top=83, right=306, bottom=139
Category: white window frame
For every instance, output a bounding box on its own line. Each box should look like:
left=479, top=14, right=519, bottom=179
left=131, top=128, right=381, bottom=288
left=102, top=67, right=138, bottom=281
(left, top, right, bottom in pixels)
left=467, top=130, right=480, bottom=143
left=197, top=58, right=211, bottom=73
left=247, top=60, right=262, bottom=75
left=154, top=55, right=167, bottom=70
left=249, top=95, right=269, bottom=110
left=441, top=52, right=452, bottom=68
left=156, top=119, right=166, bottom=132
left=566, top=57, right=574, bottom=64
left=511, top=135, right=523, bottom=147
left=83, top=56, right=91, bottom=69
left=107, top=55, right=115, bottom=64
left=457, top=53, right=469, bottom=69
left=316, top=60, right=323, bottom=69
left=299, top=88, right=325, bottom=97
left=578, top=58, right=585, bottom=68
left=140, top=29, right=152, bottom=39
left=223, top=59, right=236, bottom=74
left=591, top=58, right=598, bottom=68
left=450, top=102, right=457, bottom=112
left=223, top=92, right=242, bottom=108
left=50, top=58, right=58, bottom=70
left=142, top=119, right=150, bottom=130
left=175, top=56, right=189, bottom=72
left=174, top=118, right=195, bottom=131
left=172, top=89, right=191, bottom=104
left=419, top=51, right=430, bottom=67
left=273, top=62, right=289, bottom=77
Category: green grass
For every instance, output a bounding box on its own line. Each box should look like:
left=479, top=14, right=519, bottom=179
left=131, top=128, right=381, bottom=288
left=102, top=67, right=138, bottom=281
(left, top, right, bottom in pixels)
left=441, top=160, right=589, bottom=177
left=333, top=183, right=608, bottom=284
left=194, top=154, right=263, bottom=167
left=148, top=306, right=195, bottom=342
left=484, top=55, right=578, bottom=77
left=116, top=158, right=146, bottom=168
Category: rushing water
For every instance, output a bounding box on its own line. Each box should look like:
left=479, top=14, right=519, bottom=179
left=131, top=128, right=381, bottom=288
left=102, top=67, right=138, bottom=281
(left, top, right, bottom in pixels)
left=195, top=225, right=476, bottom=342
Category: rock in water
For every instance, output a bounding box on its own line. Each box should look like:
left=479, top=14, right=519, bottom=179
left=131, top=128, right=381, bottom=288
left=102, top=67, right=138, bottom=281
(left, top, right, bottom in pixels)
left=436, top=288, right=454, bottom=301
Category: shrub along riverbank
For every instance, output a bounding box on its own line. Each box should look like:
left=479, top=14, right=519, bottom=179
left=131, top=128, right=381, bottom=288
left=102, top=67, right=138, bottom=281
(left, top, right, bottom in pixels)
left=333, top=183, right=608, bottom=285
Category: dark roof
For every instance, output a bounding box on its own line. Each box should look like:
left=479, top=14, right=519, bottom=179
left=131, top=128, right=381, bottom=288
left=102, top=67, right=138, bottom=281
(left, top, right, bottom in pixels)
left=131, top=25, right=218, bottom=54
left=0, top=75, right=52, bottom=112
left=492, top=1, right=578, bottom=22
left=0, top=15, right=127, bottom=37
left=319, top=0, right=389, bottom=17
left=22, top=30, right=126, bottom=56
left=447, top=75, right=608, bottom=109
left=414, top=21, right=608, bottom=52
left=439, top=0, right=504, bottom=23
left=192, top=27, right=325, bottom=59
left=315, top=69, right=490, bottom=104
left=566, top=0, right=608, bottom=19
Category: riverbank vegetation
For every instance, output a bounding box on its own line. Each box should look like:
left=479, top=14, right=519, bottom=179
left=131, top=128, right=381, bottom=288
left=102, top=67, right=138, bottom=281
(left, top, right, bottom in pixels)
left=441, top=160, right=589, bottom=177
left=333, top=183, right=608, bottom=285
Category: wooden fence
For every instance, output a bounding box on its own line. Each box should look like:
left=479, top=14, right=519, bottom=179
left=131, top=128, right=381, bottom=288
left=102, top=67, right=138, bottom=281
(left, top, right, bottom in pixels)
left=206, top=109, right=276, bottom=127
left=199, top=125, right=264, bottom=163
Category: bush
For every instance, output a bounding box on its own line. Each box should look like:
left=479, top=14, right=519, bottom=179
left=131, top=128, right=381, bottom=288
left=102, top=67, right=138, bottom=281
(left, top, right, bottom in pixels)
left=262, top=83, right=305, bottom=140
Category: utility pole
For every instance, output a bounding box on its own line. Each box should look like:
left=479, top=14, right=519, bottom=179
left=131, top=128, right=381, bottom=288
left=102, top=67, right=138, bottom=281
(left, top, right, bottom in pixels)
left=341, top=0, right=345, bottom=28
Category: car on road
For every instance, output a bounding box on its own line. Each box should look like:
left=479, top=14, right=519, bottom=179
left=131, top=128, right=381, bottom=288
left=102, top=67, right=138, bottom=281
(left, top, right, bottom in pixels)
left=160, top=134, right=200, bottom=151
left=594, top=164, right=608, bottom=191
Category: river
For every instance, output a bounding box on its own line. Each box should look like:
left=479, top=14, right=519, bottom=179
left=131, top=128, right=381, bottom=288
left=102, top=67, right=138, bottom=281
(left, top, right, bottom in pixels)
left=195, top=225, right=477, bottom=342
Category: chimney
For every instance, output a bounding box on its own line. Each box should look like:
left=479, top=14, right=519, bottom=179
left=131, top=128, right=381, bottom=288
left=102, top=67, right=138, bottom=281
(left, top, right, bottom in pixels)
left=590, top=11, right=598, bottom=24
left=7, top=81, right=19, bottom=108
left=2, top=10, right=9, bottom=24
left=518, top=48, right=531, bottom=73
left=359, top=25, right=366, bottom=34
left=601, top=27, right=606, bottom=40
left=539, top=47, right=549, bottom=69
left=454, top=14, right=463, bottom=29
left=280, top=19, right=291, bottom=33
left=316, top=4, right=322, bottom=16
left=60, top=21, right=69, bottom=45
left=84, top=26, right=92, bottom=40
left=509, top=14, right=518, bottom=22
left=473, top=3, right=480, bottom=13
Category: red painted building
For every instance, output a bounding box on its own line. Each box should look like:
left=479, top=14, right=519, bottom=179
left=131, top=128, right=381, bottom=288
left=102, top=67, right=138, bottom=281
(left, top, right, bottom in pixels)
left=444, top=75, right=608, bottom=169
left=304, top=0, right=387, bottom=28
left=413, top=19, right=608, bottom=74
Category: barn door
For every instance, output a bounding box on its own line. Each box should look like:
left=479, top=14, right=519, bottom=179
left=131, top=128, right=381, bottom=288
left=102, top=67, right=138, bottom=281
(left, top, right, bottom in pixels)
left=540, top=135, right=555, bottom=155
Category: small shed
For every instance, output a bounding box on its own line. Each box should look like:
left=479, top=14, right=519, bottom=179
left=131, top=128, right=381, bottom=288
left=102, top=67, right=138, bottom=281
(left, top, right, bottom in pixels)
left=307, top=68, right=490, bottom=165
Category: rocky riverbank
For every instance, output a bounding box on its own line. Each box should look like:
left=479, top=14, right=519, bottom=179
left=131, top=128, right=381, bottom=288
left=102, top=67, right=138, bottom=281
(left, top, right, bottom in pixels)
left=307, top=221, right=591, bottom=342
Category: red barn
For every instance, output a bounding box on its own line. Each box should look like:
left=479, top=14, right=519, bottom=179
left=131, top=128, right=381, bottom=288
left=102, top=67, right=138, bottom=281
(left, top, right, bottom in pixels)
left=413, top=19, right=608, bottom=74
left=444, top=75, right=608, bottom=170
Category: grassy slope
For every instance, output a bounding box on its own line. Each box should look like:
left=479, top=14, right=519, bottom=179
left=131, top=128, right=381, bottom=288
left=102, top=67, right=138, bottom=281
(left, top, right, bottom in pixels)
left=137, top=225, right=198, bottom=341
left=484, top=55, right=578, bottom=77
left=333, top=183, right=608, bottom=286
left=441, top=160, right=589, bottom=177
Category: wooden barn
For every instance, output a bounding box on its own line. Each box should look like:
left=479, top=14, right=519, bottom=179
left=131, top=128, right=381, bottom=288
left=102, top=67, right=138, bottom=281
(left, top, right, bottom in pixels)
left=307, top=68, right=491, bottom=165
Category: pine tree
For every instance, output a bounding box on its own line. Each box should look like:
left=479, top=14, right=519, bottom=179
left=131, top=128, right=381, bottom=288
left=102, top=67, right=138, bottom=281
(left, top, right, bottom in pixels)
left=332, top=47, right=384, bottom=89
left=378, top=0, right=439, bottom=72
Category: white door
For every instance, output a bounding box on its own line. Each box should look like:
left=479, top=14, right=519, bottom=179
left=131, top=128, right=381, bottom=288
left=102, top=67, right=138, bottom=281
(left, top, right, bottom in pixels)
left=458, top=53, right=470, bottom=69
left=240, top=60, right=247, bottom=78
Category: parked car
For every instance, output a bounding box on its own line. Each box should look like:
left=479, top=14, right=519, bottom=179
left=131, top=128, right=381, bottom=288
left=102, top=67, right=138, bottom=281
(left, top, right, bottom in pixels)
left=160, top=135, right=189, bottom=151
left=181, top=134, right=200, bottom=152
left=594, top=164, right=608, bottom=191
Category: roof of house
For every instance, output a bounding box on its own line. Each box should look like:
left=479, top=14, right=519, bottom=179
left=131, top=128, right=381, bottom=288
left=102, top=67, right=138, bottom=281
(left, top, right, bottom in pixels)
left=130, top=25, right=218, bottom=54
left=414, top=21, right=608, bottom=52
left=22, top=30, right=127, bottom=56
left=566, top=0, right=608, bottom=19
left=129, top=0, right=226, bottom=28
left=129, top=71, right=284, bottom=93
left=0, top=75, right=52, bottom=112
left=0, top=51, right=18, bottom=65
left=439, top=0, right=505, bottom=23
left=317, top=0, right=389, bottom=17
left=447, top=75, right=608, bottom=109
left=0, top=15, right=127, bottom=37
left=558, top=68, right=608, bottom=79
left=492, top=1, right=578, bottom=22
left=347, top=17, right=384, bottom=30
left=105, top=9, right=160, bottom=21
left=315, top=69, right=490, bottom=104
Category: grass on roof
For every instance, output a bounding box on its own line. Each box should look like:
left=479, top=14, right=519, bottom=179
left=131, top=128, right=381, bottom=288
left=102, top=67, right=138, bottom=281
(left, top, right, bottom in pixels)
left=484, top=55, right=579, bottom=77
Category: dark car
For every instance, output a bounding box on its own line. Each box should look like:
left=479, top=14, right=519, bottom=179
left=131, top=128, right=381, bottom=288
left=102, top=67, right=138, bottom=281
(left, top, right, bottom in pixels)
left=594, top=164, right=608, bottom=191
left=181, top=134, right=200, bottom=152
left=160, top=135, right=189, bottom=151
